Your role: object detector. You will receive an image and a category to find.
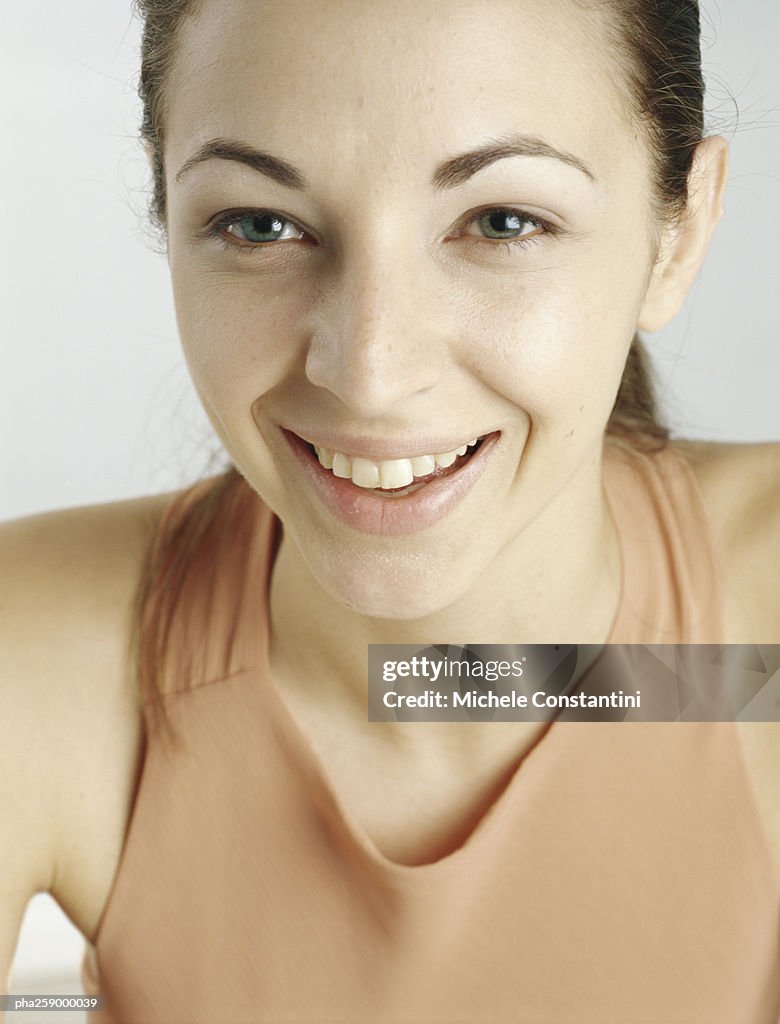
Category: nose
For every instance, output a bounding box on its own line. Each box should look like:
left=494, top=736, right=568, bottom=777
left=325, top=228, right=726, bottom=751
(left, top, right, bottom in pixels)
left=304, top=247, right=448, bottom=419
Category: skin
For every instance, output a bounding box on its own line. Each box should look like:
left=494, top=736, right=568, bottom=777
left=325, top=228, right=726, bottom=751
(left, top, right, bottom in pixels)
left=164, top=0, right=727, bottom=742
left=1, top=0, right=778, bottom=993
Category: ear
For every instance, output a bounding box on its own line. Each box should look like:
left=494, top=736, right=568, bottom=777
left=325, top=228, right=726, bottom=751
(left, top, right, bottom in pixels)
left=638, top=136, right=729, bottom=332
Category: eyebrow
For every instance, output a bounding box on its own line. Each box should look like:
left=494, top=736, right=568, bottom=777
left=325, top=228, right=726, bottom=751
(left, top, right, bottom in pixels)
left=174, top=139, right=307, bottom=189
left=173, top=132, right=596, bottom=190
left=432, top=133, right=596, bottom=188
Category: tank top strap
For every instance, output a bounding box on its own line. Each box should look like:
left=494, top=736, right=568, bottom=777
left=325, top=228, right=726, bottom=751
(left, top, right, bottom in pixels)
left=140, top=472, right=280, bottom=703
left=602, top=440, right=725, bottom=643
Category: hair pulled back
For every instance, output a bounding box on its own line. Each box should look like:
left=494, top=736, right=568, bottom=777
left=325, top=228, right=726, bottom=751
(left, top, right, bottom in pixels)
left=131, top=0, right=707, bottom=733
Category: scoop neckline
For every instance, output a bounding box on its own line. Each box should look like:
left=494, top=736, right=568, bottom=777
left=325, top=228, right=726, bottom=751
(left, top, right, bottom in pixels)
left=249, top=447, right=631, bottom=878
left=261, top=643, right=569, bottom=877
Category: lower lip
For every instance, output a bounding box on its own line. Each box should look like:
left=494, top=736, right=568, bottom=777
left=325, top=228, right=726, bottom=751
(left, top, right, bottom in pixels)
left=282, top=429, right=500, bottom=536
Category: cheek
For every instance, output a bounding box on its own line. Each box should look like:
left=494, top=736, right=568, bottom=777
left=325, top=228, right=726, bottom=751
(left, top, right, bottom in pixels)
left=170, top=265, right=305, bottom=407
left=460, top=268, right=638, bottom=432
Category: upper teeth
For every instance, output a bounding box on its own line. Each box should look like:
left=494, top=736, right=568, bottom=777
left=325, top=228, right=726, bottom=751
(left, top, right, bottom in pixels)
left=314, top=439, right=481, bottom=490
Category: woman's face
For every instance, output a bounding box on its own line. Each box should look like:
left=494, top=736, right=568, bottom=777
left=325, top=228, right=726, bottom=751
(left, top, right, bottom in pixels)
left=164, top=0, right=662, bottom=618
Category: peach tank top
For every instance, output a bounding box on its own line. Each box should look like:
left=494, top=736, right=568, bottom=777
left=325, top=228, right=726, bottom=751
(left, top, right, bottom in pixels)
left=81, top=442, right=780, bottom=1023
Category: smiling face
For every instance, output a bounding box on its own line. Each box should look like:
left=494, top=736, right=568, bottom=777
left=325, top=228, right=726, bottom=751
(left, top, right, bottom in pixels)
left=162, top=0, right=667, bottom=618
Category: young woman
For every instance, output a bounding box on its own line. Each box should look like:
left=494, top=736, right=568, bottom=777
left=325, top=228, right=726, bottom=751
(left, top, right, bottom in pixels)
left=2, top=1, right=778, bottom=1021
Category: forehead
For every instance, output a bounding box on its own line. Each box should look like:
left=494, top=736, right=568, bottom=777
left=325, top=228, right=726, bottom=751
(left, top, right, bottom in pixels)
left=166, top=0, right=636, bottom=187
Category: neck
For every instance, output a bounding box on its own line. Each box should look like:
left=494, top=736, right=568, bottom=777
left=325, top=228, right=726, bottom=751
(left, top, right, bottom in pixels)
left=267, top=445, right=622, bottom=717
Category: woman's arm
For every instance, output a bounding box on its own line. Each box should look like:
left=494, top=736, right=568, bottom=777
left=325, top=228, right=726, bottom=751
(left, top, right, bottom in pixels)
left=0, top=756, right=56, bottom=1014
left=0, top=494, right=170, bottom=1006
left=0, top=516, right=69, bottom=1015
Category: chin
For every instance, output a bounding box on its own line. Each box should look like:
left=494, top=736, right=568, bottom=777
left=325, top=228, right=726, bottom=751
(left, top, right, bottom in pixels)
left=315, top=549, right=469, bottom=623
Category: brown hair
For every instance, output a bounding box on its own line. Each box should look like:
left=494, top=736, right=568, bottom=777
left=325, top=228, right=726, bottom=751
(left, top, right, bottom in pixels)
left=132, top=0, right=706, bottom=736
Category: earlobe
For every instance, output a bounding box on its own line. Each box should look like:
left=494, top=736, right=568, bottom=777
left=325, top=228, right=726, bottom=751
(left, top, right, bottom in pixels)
left=638, top=136, right=730, bottom=332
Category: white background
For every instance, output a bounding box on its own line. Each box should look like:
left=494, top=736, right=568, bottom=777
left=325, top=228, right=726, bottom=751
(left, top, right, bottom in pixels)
left=2, top=0, right=779, bottom=1007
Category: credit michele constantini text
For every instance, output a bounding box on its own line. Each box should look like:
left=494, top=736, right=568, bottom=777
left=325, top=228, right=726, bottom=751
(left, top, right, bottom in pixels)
left=382, top=690, right=641, bottom=709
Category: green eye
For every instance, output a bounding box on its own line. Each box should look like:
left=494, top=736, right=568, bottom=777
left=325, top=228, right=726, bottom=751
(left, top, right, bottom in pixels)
left=235, top=213, right=282, bottom=242
left=476, top=209, right=540, bottom=240
left=211, top=211, right=306, bottom=246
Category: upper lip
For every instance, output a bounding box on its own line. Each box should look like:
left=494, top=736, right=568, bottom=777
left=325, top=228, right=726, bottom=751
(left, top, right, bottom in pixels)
left=283, top=426, right=495, bottom=461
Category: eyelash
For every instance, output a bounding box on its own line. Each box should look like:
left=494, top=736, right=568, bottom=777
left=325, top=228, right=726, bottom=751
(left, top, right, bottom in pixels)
left=203, top=206, right=557, bottom=255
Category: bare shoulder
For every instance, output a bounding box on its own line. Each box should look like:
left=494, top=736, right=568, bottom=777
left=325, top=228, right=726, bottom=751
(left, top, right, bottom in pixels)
left=0, top=488, right=180, bottom=945
left=672, top=440, right=780, bottom=877
left=671, top=438, right=780, bottom=528
left=0, top=489, right=177, bottom=687
left=671, top=439, right=780, bottom=642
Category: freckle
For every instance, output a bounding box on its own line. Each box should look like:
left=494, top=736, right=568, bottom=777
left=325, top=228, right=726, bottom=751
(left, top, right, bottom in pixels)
left=565, top=430, right=575, bottom=438
left=578, top=405, right=584, bottom=413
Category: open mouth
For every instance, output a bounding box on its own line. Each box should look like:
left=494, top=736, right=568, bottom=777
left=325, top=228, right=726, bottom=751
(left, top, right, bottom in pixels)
left=282, top=428, right=501, bottom=535
left=300, top=435, right=490, bottom=498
